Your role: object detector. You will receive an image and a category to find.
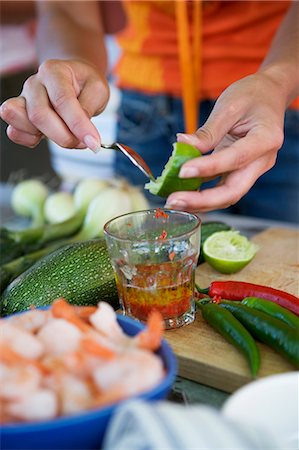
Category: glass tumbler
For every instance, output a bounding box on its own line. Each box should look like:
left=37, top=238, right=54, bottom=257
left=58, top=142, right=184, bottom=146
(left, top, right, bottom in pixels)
left=104, top=209, right=201, bottom=329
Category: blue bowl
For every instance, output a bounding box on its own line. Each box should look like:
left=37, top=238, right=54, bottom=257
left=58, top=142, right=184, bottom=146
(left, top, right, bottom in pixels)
left=1, top=314, right=177, bottom=450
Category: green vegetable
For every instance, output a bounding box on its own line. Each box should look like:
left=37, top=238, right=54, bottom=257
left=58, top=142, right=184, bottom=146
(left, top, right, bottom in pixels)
left=0, top=266, right=13, bottom=294
left=0, top=245, right=61, bottom=293
left=0, top=228, right=28, bottom=264
left=0, top=179, right=109, bottom=264
left=11, top=179, right=49, bottom=226
left=199, top=302, right=260, bottom=377
left=0, top=212, right=84, bottom=266
left=198, top=222, right=232, bottom=264
left=0, top=188, right=132, bottom=292
left=219, top=301, right=299, bottom=368
left=242, top=297, right=299, bottom=329
left=1, top=239, right=119, bottom=316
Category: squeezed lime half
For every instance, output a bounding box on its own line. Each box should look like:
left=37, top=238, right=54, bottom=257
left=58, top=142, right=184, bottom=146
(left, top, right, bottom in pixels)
left=203, top=230, right=259, bottom=274
left=145, top=142, right=202, bottom=197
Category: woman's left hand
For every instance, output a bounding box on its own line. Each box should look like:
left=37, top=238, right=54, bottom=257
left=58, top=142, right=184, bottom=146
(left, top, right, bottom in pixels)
left=165, top=72, right=286, bottom=213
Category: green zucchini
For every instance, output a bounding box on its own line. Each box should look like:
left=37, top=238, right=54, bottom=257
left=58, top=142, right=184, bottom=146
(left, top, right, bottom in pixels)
left=198, top=221, right=232, bottom=264
left=1, top=239, right=119, bottom=317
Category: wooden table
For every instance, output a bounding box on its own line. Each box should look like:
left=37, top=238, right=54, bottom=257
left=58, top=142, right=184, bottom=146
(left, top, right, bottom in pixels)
left=1, top=184, right=298, bottom=406
left=167, top=227, right=299, bottom=400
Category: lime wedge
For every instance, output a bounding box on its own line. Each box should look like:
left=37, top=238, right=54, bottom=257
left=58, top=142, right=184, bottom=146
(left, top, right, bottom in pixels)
left=145, top=142, right=202, bottom=197
left=203, top=230, right=259, bottom=274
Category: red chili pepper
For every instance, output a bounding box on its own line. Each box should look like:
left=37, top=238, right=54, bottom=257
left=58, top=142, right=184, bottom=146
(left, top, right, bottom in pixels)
left=198, top=281, right=299, bottom=316
left=158, top=230, right=168, bottom=240
left=155, top=208, right=169, bottom=219
left=169, top=251, right=175, bottom=261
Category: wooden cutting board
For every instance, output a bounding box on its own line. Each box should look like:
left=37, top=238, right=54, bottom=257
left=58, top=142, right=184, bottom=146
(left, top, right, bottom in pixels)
left=165, top=227, right=299, bottom=393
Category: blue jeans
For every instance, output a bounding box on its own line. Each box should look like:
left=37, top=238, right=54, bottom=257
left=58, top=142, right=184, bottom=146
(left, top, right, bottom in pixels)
left=115, top=89, right=299, bottom=223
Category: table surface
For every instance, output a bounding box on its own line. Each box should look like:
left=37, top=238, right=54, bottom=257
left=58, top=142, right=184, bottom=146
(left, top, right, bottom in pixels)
left=1, top=182, right=298, bottom=409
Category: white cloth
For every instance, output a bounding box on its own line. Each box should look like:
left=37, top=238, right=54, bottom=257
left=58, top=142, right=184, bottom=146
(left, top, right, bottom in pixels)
left=103, top=399, right=279, bottom=450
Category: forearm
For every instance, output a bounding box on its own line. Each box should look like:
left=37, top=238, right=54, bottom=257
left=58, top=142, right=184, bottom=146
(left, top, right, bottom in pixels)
left=258, top=1, right=299, bottom=107
left=0, top=1, right=36, bottom=24
left=36, top=1, right=107, bottom=75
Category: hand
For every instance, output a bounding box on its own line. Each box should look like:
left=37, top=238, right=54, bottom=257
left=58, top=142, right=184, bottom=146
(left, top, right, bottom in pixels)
left=166, top=72, right=286, bottom=213
left=0, top=59, right=109, bottom=151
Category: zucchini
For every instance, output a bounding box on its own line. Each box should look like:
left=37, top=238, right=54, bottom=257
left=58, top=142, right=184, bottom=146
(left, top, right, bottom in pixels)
left=1, top=239, right=119, bottom=316
left=0, top=246, right=61, bottom=294
left=198, top=221, right=232, bottom=264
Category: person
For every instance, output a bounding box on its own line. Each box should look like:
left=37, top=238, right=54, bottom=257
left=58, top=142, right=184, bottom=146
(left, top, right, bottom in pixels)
left=0, top=1, right=298, bottom=222
left=0, top=0, right=56, bottom=183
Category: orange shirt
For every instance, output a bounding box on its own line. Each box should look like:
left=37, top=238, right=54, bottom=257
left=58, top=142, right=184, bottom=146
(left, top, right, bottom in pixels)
left=115, top=0, right=298, bottom=108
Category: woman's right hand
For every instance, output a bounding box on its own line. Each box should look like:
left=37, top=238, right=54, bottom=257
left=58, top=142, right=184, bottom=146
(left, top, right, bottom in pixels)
left=0, top=59, right=110, bottom=152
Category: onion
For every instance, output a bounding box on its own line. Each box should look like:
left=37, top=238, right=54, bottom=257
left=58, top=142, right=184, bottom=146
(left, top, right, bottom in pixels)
left=73, top=179, right=109, bottom=216
left=129, top=186, right=150, bottom=212
left=74, top=187, right=133, bottom=241
left=11, top=180, right=49, bottom=226
left=44, top=192, right=76, bottom=224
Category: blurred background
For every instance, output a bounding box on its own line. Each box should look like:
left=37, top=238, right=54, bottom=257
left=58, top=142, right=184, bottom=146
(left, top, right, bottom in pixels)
left=0, top=0, right=120, bottom=188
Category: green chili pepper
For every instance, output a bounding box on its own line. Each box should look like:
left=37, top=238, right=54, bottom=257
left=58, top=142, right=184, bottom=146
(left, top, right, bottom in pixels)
left=195, top=298, right=211, bottom=307
left=200, top=303, right=260, bottom=377
left=242, top=297, right=299, bottom=329
left=219, top=301, right=299, bottom=368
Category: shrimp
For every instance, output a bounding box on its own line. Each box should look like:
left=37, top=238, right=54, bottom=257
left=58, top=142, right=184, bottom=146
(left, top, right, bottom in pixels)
left=0, top=362, right=41, bottom=400
left=133, top=310, right=164, bottom=351
left=54, top=373, right=94, bottom=416
left=37, top=318, right=82, bottom=355
left=51, top=298, right=90, bottom=332
left=5, top=389, right=58, bottom=422
left=61, top=351, right=101, bottom=378
left=51, top=298, right=120, bottom=355
left=92, top=348, right=164, bottom=401
left=1, top=299, right=166, bottom=424
left=89, top=302, right=126, bottom=342
left=80, top=336, right=116, bottom=360
left=6, top=309, right=52, bottom=333
left=42, top=366, right=95, bottom=415
left=74, top=306, right=97, bottom=320
left=90, top=302, right=164, bottom=352
left=0, top=322, right=44, bottom=359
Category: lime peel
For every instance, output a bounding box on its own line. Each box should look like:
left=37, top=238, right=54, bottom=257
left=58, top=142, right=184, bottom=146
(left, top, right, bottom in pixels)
left=145, top=141, right=202, bottom=197
left=203, top=230, right=259, bottom=274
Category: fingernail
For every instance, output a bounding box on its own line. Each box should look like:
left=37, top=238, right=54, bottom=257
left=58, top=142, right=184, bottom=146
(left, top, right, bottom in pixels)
left=165, top=199, right=187, bottom=210
left=179, top=167, right=199, bottom=178
left=176, top=133, right=197, bottom=145
left=83, top=135, right=101, bottom=153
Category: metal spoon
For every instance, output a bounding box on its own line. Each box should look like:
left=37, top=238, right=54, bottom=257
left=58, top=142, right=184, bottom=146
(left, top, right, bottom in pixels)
left=100, top=143, right=155, bottom=182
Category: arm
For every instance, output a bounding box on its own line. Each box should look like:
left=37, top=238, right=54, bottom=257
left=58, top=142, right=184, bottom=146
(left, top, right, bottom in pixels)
left=166, top=2, right=299, bottom=213
left=36, top=1, right=107, bottom=73
left=259, top=0, right=299, bottom=107
left=0, top=1, right=109, bottom=151
left=0, top=1, right=35, bottom=24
